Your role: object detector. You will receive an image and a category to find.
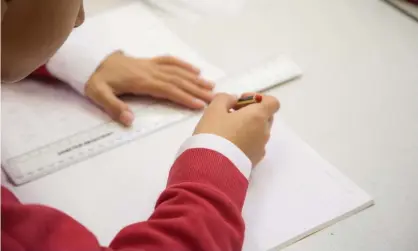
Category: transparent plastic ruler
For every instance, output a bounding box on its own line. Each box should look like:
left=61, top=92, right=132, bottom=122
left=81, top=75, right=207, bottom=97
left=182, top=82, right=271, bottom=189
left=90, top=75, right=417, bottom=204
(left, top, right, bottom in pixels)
left=4, top=56, right=302, bottom=185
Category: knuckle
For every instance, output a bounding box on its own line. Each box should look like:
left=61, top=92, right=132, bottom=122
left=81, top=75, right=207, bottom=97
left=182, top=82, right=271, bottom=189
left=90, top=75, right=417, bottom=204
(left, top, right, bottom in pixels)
left=272, top=97, right=280, bottom=109
left=265, top=96, right=280, bottom=110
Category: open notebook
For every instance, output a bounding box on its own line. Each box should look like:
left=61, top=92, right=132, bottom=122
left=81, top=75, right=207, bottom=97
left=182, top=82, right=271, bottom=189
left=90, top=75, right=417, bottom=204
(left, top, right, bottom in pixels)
left=242, top=118, right=373, bottom=250
left=5, top=114, right=373, bottom=251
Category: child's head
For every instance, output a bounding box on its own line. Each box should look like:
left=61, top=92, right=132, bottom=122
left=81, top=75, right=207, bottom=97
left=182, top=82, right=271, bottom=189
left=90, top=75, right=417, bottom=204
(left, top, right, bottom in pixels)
left=1, top=0, right=85, bottom=83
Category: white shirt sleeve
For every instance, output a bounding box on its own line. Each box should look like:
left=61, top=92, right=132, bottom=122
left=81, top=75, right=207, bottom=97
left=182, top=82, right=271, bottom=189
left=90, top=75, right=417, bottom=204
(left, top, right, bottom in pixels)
left=176, top=133, right=252, bottom=180
left=45, top=41, right=118, bottom=95
left=45, top=9, right=122, bottom=95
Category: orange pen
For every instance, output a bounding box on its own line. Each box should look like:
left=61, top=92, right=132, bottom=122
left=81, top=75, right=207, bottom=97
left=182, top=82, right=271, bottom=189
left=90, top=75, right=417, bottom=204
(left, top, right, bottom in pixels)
left=234, top=94, right=263, bottom=110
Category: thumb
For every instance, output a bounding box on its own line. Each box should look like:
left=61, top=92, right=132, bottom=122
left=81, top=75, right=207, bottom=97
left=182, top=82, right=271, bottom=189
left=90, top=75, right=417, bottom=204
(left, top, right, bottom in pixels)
left=208, top=93, right=238, bottom=113
left=86, top=82, right=134, bottom=126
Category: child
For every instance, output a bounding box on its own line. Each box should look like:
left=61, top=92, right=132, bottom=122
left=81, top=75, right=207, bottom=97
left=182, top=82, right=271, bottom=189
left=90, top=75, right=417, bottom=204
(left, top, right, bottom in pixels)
left=1, top=1, right=279, bottom=250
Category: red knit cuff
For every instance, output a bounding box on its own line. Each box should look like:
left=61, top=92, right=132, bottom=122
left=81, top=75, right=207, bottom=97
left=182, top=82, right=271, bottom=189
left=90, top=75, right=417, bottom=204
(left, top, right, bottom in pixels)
left=1, top=186, right=21, bottom=205
left=31, top=65, right=54, bottom=79
left=167, top=148, right=249, bottom=209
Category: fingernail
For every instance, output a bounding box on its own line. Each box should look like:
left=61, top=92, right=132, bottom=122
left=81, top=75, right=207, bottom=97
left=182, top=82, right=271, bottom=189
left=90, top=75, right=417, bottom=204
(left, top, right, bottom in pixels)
left=207, top=81, right=215, bottom=87
left=119, top=110, right=134, bottom=126
left=194, top=99, right=206, bottom=107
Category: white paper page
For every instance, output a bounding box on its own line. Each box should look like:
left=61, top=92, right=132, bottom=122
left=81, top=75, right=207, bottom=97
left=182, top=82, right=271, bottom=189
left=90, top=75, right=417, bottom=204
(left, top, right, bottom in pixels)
left=8, top=115, right=373, bottom=251
left=242, top=119, right=374, bottom=251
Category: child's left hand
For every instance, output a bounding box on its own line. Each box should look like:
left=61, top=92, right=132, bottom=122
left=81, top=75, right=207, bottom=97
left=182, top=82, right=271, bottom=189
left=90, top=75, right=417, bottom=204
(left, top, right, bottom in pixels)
left=85, top=51, right=215, bottom=126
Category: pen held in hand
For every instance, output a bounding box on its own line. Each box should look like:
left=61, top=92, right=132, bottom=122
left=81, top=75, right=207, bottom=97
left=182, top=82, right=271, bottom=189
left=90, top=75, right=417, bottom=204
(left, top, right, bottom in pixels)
left=234, top=94, right=263, bottom=110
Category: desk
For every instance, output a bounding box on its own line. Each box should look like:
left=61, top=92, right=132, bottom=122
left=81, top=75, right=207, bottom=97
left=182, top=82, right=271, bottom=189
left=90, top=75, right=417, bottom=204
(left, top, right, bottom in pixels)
left=13, top=0, right=418, bottom=250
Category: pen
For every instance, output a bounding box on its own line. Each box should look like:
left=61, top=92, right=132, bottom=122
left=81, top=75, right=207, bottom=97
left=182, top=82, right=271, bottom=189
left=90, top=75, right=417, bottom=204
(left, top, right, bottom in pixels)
left=234, top=94, right=263, bottom=109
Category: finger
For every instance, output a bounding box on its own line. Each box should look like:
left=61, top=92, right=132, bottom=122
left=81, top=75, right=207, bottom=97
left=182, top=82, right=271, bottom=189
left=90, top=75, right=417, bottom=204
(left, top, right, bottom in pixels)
left=156, top=72, right=214, bottom=103
left=208, top=93, right=238, bottom=113
left=236, top=95, right=279, bottom=120
left=159, top=65, right=214, bottom=90
left=152, top=80, right=206, bottom=109
left=87, top=83, right=134, bottom=126
left=259, top=95, right=280, bottom=117
left=153, top=56, right=200, bottom=74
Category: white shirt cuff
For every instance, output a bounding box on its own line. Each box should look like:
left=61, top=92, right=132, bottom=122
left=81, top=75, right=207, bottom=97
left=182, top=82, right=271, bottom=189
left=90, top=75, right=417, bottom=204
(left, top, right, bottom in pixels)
left=45, top=12, right=121, bottom=95
left=46, top=42, right=117, bottom=95
left=177, top=133, right=252, bottom=180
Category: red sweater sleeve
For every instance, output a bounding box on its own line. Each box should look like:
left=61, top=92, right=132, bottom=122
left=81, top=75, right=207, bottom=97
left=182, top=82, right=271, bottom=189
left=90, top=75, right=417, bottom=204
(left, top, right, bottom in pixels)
left=1, top=148, right=249, bottom=251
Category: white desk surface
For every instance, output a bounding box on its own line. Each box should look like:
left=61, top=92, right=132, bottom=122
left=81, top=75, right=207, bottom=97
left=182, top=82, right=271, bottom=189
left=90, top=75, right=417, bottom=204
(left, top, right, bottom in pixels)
left=13, top=0, right=418, bottom=250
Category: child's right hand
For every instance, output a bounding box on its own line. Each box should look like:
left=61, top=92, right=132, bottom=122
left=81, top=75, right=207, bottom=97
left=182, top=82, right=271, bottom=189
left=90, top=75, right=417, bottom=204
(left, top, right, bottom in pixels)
left=194, top=93, right=280, bottom=166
